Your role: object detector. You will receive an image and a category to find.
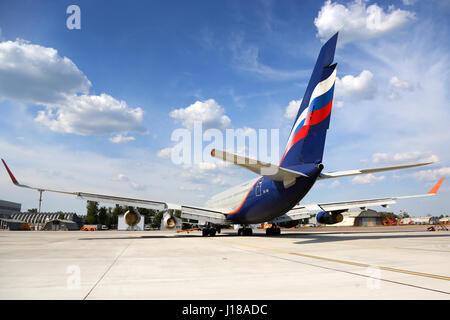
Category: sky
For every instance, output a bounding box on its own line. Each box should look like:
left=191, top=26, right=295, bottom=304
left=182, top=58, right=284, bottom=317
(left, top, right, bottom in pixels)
left=0, top=0, right=449, bottom=217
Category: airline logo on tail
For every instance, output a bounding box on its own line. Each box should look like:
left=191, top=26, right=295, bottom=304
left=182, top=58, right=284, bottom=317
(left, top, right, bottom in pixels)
left=281, top=66, right=337, bottom=164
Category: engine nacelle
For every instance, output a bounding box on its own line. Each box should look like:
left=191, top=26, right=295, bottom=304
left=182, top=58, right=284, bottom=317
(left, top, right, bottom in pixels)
left=124, top=209, right=142, bottom=227
left=316, top=211, right=344, bottom=225
left=162, top=211, right=177, bottom=229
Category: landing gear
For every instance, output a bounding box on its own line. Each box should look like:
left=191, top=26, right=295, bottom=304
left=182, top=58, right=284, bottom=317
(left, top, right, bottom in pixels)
left=265, top=227, right=281, bottom=236
left=238, top=228, right=253, bottom=236
left=202, top=227, right=217, bottom=237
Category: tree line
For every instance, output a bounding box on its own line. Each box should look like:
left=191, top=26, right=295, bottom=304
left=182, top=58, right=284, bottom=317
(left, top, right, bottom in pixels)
left=84, top=201, right=164, bottom=229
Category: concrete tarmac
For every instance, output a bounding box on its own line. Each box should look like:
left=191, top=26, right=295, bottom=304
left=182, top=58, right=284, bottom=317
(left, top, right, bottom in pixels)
left=0, top=226, right=449, bottom=299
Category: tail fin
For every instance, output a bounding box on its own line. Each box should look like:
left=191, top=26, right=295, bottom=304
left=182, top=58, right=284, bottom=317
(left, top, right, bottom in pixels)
left=280, top=32, right=338, bottom=168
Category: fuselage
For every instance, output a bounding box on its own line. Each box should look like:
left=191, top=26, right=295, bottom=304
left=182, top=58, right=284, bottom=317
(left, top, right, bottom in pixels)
left=205, top=164, right=323, bottom=224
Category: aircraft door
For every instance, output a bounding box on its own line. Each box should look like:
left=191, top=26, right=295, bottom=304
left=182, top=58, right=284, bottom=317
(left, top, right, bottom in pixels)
left=255, top=178, right=263, bottom=197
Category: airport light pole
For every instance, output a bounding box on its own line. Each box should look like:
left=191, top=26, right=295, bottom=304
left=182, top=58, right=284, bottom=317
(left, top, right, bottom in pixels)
left=38, top=190, right=43, bottom=213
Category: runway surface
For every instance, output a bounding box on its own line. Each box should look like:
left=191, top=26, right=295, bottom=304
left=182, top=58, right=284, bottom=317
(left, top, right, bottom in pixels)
left=0, top=226, right=449, bottom=299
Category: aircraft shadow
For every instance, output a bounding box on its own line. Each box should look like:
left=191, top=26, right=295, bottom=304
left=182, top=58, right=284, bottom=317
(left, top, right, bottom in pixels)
left=277, top=232, right=450, bottom=245
left=78, top=230, right=450, bottom=244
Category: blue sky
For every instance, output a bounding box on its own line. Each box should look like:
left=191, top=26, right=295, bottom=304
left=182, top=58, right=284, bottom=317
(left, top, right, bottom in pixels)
left=0, top=0, right=449, bottom=216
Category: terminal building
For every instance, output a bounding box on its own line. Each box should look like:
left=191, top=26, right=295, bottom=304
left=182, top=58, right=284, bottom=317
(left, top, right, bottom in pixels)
left=42, top=219, right=80, bottom=231
left=0, top=199, right=21, bottom=217
left=1, top=212, right=83, bottom=230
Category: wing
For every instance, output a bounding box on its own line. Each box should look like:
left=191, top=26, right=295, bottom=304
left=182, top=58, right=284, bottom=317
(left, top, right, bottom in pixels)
left=318, top=162, right=432, bottom=180
left=270, top=206, right=310, bottom=224
left=1, top=159, right=228, bottom=225
left=317, top=177, right=444, bottom=211
left=273, top=178, right=444, bottom=223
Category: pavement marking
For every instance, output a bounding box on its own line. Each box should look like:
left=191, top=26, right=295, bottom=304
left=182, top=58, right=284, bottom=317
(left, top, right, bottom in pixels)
left=331, top=242, right=450, bottom=253
left=248, top=232, right=450, bottom=253
left=217, top=239, right=450, bottom=281
left=228, top=243, right=450, bottom=295
left=83, top=240, right=133, bottom=300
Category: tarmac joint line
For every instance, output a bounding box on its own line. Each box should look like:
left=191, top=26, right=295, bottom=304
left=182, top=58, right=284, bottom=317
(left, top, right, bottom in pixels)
left=82, top=240, right=132, bottom=300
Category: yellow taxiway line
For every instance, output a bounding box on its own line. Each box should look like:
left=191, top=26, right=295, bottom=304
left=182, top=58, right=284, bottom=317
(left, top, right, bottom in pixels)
left=219, top=239, right=450, bottom=281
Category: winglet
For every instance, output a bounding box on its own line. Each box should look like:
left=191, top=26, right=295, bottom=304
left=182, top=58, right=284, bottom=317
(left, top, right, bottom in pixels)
left=1, top=159, right=19, bottom=185
left=428, top=178, right=444, bottom=194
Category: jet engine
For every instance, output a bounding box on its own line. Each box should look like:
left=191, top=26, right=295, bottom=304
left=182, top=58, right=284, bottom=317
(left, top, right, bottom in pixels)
left=124, top=209, right=142, bottom=227
left=316, top=210, right=344, bottom=225
left=162, top=211, right=177, bottom=229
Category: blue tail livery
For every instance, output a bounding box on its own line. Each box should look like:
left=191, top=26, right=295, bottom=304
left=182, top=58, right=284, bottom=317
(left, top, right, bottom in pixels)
left=280, top=32, right=338, bottom=168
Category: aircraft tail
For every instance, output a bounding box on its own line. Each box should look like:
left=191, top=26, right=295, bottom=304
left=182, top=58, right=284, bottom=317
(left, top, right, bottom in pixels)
left=280, top=32, right=338, bottom=168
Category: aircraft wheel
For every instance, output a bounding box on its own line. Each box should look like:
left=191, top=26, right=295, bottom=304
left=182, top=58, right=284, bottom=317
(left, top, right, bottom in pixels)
left=238, top=228, right=244, bottom=236
left=244, top=228, right=253, bottom=236
left=202, top=229, right=209, bottom=237
left=209, top=228, right=217, bottom=237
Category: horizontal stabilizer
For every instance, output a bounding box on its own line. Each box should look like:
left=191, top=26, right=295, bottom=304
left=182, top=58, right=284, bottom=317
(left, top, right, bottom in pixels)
left=318, top=162, right=432, bottom=180
left=211, top=149, right=308, bottom=188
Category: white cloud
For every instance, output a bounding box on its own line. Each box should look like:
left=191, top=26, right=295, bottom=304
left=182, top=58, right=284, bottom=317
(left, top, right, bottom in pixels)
left=0, top=39, right=91, bottom=105
left=129, top=182, right=147, bottom=191
left=169, top=99, right=231, bottom=130
left=402, top=0, right=416, bottom=5
left=352, top=173, right=385, bottom=184
left=109, top=134, right=136, bottom=144
left=179, top=185, right=203, bottom=191
left=0, top=39, right=146, bottom=138
left=196, top=162, right=219, bottom=171
left=211, top=177, right=227, bottom=186
left=157, top=147, right=173, bottom=159
left=113, top=174, right=129, bottom=182
left=388, top=91, right=398, bottom=100
left=389, top=76, right=414, bottom=90
left=111, top=173, right=147, bottom=191
left=335, top=70, right=376, bottom=101
left=314, top=0, right=415, bottom=44
left=398, top=167, right=450, bottom=182
left=35, top=93, right=145, bottom=136
left=328, top=180, right=341, bottom=189
left=284, top=99, right=301, bottom=120
left=372, top=151, right=439, bottom=165
left=335, top=100, right=344, bottom=108
left=180, top=161, right=232, bottom=187
left=229, top=34, right=307, bottom=80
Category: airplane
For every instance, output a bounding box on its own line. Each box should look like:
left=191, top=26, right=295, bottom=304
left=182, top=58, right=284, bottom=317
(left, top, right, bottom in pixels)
left=1, top=32, right=444, bottom=236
